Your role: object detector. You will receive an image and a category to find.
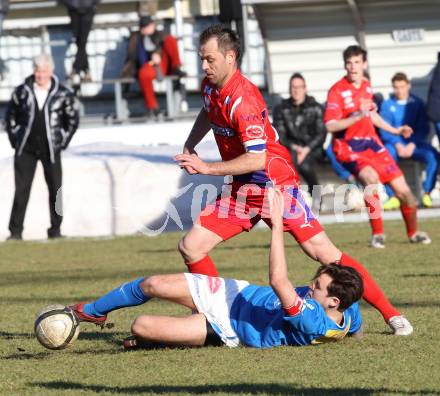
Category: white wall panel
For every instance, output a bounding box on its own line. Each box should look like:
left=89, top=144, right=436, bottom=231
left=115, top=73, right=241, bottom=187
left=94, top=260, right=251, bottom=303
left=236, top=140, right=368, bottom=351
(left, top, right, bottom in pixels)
left=254, top=0, right=440, bottom=103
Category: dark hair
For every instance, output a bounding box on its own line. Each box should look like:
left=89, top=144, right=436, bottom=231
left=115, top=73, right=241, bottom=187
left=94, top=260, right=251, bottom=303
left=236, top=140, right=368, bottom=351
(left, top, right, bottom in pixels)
left=313, top=264, right=364, bottom=311
left=289, top=72, right=305, bottom=87
left=139, top=15, right=154, bottom=28
left=199, top=24, right=242, bottom=65
left=363, top=70, right=371, bottom=81
left=392, top=72, right=409, bottom=84
left=343, top=45, right=367, bottom=63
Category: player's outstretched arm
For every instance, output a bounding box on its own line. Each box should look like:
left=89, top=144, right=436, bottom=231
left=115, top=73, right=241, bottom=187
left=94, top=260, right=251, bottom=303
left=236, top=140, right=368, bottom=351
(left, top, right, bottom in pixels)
left=370, top=111, right=413, bottom=137
left=326, top=97, right=374, bottom=134
left=268, top=189, right=298, bottom=308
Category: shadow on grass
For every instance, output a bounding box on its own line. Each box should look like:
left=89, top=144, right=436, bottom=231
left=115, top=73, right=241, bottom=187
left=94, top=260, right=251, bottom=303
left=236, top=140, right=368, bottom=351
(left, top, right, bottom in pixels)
left=78, top=330, right=128, bottom=347
left=392, top=301, right=440, bottom=308
left=30, top=381, right=440, bottom=395
left=3, top=352, right=52, bottom=360
left=137, top=243, right=272, bottom=255
left=0, top=331, right=33, bottom=340
left=2, top=348, right=122, bottom=360
left=401, top=273, right=440, bottom=278
left=1, top=331, right=128, bottom=360
left=0, top=268, right=150, bottom=287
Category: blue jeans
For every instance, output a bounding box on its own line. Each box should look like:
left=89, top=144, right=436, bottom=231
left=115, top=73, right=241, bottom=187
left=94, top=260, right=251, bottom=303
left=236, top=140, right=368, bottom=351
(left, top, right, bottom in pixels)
left=384, top=142, right=439, bottom=198
left=325, top=144, right=352, bottom=182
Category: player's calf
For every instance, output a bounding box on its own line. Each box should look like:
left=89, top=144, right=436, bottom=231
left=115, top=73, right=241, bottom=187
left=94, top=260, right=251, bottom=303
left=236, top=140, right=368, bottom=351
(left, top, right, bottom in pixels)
left=394, top=187, right=417, bottom=207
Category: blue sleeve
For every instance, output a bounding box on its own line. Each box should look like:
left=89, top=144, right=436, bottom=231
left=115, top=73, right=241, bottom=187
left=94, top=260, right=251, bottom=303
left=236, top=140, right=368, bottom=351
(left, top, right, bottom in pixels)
left=137, top=36, right=148, bottom=67
left=412, top=98, right=430, bottom=144
left=379, top=100, right=400, bottom=145
left=347, top=302, right=362, bottom=334
left=283, top=298, right=324, bottom=334
left=325, top=144, right=351, bottom=181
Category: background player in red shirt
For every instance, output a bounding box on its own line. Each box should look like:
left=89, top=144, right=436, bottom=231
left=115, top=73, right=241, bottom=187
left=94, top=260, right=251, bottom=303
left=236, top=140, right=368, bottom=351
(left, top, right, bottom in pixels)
left=325, top=45, right=431, bottom=249
left=174, top=25, right=412, bottom=335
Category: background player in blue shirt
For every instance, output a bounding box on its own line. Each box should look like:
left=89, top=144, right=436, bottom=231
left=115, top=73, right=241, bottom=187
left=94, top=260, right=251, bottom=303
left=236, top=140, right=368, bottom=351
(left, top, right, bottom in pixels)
left=379, top=72, right=439, bottom=209
left=70, top=190, right=364, bottom=349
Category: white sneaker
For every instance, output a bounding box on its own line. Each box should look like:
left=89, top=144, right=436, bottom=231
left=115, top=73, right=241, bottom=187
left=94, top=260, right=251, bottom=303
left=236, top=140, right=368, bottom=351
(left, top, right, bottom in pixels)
left=409, top=231, right=431, bottom=245
left=388, top=315, right=414, bottom=336
left=370, top=234, right=385, bottom=249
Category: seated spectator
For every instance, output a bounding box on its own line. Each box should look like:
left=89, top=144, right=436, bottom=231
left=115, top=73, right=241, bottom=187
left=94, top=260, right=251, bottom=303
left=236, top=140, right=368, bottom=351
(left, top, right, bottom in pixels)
left=379, top=72, right=439, bottom=209
left=59, top=0, right=100, bottom=83
left=120, top=15, right=186, bottom=117
left=272, top=73, right=326, bottom=209
left=427, top=52, right=440, bottom=145
left=0, top=0, right=8, bottom=79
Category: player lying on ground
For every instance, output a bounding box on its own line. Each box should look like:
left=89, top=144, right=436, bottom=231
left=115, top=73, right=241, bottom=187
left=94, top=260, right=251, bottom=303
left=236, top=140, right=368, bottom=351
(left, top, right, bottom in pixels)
left=173, top=25, right=412, bottom=335
left=72, top=190, right=364, bottom=348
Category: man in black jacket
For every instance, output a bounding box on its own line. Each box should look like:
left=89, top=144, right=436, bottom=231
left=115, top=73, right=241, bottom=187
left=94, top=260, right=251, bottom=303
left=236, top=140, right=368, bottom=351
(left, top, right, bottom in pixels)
left=6, top=53, right=79, bottom=240
left=273, top=73, right=326, bottom=206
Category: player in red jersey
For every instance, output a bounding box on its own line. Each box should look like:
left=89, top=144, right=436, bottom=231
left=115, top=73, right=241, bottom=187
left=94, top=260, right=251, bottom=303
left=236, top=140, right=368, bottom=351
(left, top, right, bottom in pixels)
left=325, top=45, right=431, bottom=249
left=174, top=25, right=412, bottom=335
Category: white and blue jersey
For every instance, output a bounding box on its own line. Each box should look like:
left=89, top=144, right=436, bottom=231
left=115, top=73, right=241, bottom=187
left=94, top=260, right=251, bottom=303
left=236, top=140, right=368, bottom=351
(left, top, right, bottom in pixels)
left=229, top=285, right=362, bottom=348
left=379, top=94, right=430, bottom=146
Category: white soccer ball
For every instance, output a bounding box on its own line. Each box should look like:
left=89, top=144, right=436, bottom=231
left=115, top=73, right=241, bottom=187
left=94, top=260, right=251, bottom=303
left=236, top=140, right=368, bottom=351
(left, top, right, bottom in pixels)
left=34, top=304, right=80, bottom=350
left=345, top=188, right=365, bottom=211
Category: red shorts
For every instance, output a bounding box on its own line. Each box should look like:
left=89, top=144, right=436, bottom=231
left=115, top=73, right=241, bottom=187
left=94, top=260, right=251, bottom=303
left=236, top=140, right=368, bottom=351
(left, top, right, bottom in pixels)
left=335, top=139, right=403, bottom=184
left=197, top=182, right=323, bottom=243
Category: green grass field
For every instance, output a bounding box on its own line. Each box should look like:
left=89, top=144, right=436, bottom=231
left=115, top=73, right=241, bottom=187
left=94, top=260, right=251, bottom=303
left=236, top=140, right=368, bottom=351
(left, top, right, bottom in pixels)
left=1, top=219, right=440, bottom=396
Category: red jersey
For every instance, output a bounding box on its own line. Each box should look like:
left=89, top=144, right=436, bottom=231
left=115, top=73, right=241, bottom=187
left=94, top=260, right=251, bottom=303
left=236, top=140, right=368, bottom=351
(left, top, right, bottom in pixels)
left=201, top=70, right=298, bottom=186
left=324, top=76, right=380, bottom=143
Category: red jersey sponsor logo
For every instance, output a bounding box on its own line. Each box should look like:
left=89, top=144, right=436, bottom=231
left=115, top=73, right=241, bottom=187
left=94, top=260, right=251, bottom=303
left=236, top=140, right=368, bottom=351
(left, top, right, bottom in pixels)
left=245, top=125, right=265, bottom=139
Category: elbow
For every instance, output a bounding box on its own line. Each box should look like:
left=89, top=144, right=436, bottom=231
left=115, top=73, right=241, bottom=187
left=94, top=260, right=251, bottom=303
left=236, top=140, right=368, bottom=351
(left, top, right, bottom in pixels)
left=325, top=123, right=336, bottom=134
left=258, top=151, right=267, bottom=170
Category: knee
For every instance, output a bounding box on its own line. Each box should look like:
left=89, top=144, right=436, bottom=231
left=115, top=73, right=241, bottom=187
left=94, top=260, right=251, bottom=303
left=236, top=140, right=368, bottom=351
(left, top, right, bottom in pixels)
left=178, top=235, right=204, bottom=262
left=303, top=238, right=340, bottom=265
left=178, top=237, right=189, bottom=259
left=138, top=65, right=155, bottom=81
left=360, top=171, right=379, bottom=187
left=140, top=275, right=163, bottom=296
left=131, top=315, right=149, bottom=337
left=394, top=186, right=415, bottom=205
